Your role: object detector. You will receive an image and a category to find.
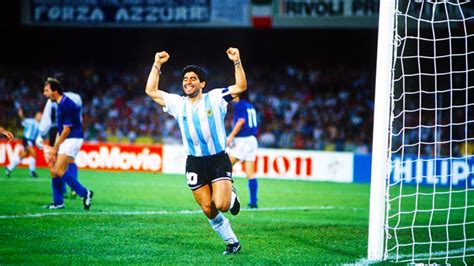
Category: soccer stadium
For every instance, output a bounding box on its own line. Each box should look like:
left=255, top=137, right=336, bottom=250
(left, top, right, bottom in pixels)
left=0, top=1, right=473, bottom=264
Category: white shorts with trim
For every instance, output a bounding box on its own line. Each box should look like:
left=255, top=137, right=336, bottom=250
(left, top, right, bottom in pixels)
left=227, top=136, right=258, bottom=162
left=58, top=138, right=83, bottom=159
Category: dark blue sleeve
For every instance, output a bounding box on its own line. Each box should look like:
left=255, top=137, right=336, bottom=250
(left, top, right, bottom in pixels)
left=61, top=102, right=74, bottom=127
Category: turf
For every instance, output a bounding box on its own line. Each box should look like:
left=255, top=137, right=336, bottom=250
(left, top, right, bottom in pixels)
left=0, top=168, right=472, bottom=264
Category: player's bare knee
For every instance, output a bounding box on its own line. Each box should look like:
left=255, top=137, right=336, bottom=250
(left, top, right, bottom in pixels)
left=215, top=201, right=230, bottom=212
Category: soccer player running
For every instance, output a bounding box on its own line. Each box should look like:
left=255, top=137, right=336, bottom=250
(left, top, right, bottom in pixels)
left=145, top=47, right=246, bottom=255
left=5, top=108, right=42, bottom=178
left=42, top=77, right=93, bottom=210
left=226, top=91, right=259, bottom=209
left=37, top=90, right=82, bottom=199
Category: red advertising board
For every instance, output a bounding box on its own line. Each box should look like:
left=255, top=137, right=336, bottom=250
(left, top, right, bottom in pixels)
left=0, top=141, right=163, bottom=172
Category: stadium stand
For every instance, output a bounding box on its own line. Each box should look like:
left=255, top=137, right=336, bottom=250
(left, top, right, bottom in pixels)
left=0, top=64, right=375, bottom=153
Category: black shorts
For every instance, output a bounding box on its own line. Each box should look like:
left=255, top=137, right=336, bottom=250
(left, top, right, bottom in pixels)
left=22, top=137, right=35, bottom=148
left=185, top=151, right=233, bottom=190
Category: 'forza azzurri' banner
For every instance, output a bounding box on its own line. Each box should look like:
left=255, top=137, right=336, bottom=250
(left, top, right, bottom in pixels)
left=390, top=156, right=474, bottom=188
left=22, top=0, right=250, bottom=27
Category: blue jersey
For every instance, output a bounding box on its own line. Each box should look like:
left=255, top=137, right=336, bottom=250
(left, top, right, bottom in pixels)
left=57, top=95, right=83, bottom=139
left=39, top=91, right=82, bottom=136
left=233, top=99, right=258, bottom=137
left=22, top=118, right=40, bottom=141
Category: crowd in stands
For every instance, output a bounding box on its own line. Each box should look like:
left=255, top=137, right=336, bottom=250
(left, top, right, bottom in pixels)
left=0, top=63, right=375, bottom=154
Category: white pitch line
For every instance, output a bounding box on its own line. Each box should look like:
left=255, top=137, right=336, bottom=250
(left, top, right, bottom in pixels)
left=355, top=247, right=474, bottom=265
left=0, top=206, right=350, bottom=219
left=0, top=178, right=50, bottom=183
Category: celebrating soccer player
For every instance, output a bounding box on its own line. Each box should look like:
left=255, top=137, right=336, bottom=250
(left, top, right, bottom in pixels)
left=145, top=47, right=247, bottom=255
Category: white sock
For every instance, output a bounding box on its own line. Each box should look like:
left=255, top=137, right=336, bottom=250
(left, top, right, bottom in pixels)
left=208, top=212, right=238, bottom=244
left=29, top=157, right=36, bottom=172
left=7, top=154, right=21, bottom=171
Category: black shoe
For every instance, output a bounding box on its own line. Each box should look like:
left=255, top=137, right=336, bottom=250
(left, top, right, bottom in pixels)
left=30, top=171, right=38, bottom=178
left=83, top=190, right=94, bottom=210
left=42, top=203, right=65, bottom=209
left=223, top=242, right=241, bottom=255
left=248, top=203, right=258, bottom=209
left=230, top=187, right=240, bottom=216
left=5, top=168, right=11, bottom=177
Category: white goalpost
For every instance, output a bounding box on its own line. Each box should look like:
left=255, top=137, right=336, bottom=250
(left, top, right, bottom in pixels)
left=369, top=0, right=474, bottom=264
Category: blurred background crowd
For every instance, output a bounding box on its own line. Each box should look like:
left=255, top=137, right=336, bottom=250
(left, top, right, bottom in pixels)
left=0, top=63, right=374, bottom=154
left=1, top=1, right=471, bottom=157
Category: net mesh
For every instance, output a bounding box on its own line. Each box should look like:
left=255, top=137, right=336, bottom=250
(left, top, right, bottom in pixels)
left=385, top=0, right=474, bottom=264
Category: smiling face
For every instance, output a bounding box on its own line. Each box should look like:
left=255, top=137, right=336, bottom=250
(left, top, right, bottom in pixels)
left=182, top=71, right=205, bottom=99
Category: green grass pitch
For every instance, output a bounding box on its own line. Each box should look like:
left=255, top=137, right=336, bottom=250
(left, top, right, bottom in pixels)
left=0, top=168, right=472, bottom=264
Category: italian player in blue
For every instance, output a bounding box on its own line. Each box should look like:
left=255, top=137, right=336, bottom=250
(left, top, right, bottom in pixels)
left=37, top=90, right=83, bottom=199
left=226, top=91, right=259, bottom=209
left=145, top=47, right=246, bottom=255
left=42, top=77, right=93, bottom=210
left=5, top=108, right=42, bottom=178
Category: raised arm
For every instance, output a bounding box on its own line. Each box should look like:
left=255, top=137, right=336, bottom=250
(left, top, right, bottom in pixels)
left=145, top=51, right=170, bottom=107
left=226, top=47, right=247, bottom=98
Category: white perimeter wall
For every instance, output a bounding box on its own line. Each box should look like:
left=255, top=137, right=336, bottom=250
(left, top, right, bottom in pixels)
left=163, top=144, right=354, bottom=183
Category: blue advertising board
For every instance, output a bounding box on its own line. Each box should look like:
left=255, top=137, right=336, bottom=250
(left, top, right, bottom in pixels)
left=353, top=154, right=474, bottom=188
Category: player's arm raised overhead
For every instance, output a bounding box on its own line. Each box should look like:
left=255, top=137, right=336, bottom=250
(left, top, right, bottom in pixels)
left=145, top=51, right=170, bottom=107
left=226, top=47, right=247, bottom=98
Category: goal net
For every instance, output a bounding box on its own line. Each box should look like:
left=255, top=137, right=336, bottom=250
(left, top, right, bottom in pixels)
left=369, top=0, right=474, bottom=264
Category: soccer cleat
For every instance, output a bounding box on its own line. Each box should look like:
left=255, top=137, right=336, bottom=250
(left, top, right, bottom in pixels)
left=248, top=203, right=258, bottom=209
left=30, top=171, right=38, bottom=178
left=5, top=168, right=11, bottom=177
left=230, top=187, right=240, bottom=216
left=223, top=242, right=241, bottom=255
left=42, top=203, right=65, bottom=209
left=83, top=190, right=94, bottom=210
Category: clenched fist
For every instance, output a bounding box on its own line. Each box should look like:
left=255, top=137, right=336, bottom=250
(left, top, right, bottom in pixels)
left=154, top=51, right=170, bottom=65
left=226, top=47, right=240, bottom=63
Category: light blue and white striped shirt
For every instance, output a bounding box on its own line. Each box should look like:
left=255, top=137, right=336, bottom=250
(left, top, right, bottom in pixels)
left=22, top=118, right=40, bottom=141
left=163, top=88, right=233, bottom=156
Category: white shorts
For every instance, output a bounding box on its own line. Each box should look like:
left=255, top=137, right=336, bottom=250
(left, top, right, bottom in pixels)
left=227, top=136, right=258, bottom=162
left=58, top=138, right=83, bottom=159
